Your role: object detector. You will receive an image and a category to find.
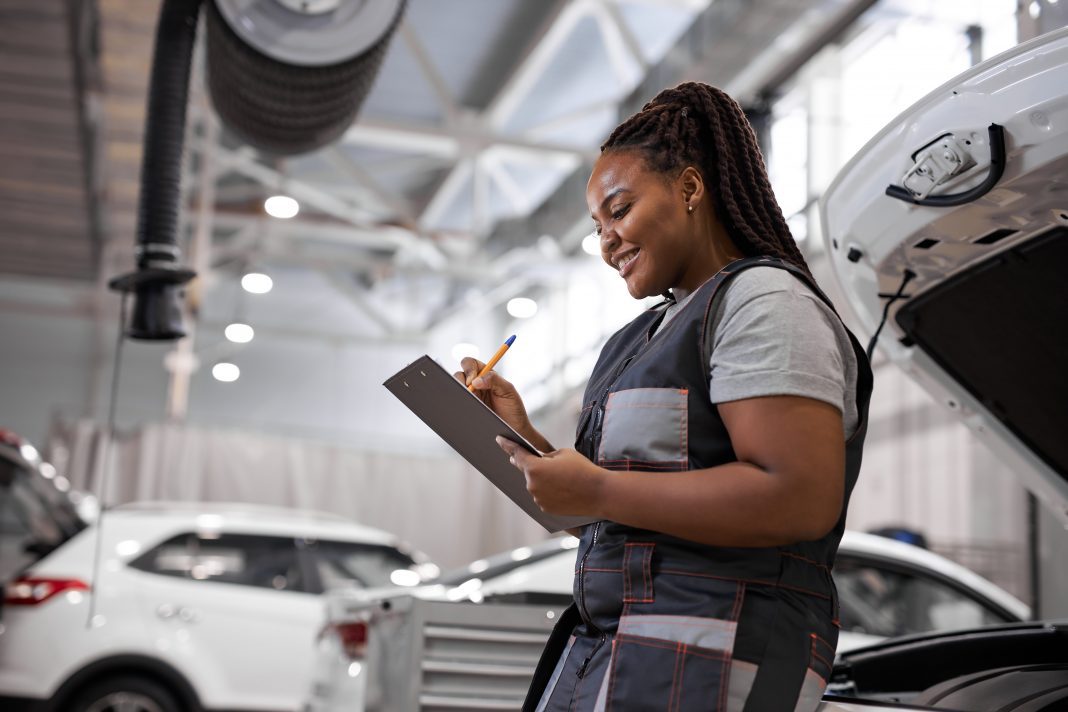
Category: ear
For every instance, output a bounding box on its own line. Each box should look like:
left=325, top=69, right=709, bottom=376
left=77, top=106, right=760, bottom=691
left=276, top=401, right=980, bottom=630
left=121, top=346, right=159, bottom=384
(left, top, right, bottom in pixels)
left=678, top=166, right=705, bottom=211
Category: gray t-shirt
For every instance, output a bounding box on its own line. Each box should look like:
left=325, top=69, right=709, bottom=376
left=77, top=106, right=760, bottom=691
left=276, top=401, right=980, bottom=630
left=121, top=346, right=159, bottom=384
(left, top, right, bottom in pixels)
left=658, top=266, right=859, bottom=438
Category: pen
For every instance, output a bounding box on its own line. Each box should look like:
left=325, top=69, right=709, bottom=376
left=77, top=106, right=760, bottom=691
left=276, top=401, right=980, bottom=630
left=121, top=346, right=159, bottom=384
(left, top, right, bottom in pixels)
left=468, top=335, right=516, bottom=392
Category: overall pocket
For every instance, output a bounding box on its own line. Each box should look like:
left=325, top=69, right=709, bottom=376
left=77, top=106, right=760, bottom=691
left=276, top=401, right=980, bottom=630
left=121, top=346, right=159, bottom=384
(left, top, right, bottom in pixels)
left=603, top=632, right=730, bottom=711
left=597, top=388, right=688, bottom=470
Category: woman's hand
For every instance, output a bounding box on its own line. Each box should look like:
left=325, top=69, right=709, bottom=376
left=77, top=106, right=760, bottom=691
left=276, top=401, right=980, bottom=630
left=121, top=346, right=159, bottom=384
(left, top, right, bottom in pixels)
left=454, top=358, right=553, bottom=452
left=496, top=438, right=607, bottom=517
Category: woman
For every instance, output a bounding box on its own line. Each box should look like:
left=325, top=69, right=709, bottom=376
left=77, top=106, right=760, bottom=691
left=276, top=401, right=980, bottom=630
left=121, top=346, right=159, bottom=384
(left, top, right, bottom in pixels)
left=458, top=82, right=872, bottom=711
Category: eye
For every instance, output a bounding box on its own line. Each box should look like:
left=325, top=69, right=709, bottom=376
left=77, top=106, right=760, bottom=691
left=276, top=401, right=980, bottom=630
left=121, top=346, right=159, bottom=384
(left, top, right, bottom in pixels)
left=611, top=204, right=630, bottom=221
left=593, top=223, right=602, bottom=236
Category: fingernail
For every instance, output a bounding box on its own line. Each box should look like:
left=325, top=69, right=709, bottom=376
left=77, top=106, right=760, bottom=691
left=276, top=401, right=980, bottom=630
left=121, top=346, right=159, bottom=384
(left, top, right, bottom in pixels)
left=495, top=436, right=503, bottom=445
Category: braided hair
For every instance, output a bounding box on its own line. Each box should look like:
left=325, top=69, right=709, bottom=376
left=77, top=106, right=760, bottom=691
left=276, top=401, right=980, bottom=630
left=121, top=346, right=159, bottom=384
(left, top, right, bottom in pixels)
left=601, top=82, right=810, bottom=275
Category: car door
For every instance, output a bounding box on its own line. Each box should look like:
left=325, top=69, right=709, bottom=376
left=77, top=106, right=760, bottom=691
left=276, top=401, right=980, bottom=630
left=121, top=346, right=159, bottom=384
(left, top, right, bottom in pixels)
left=834, top=554, right=1019, bottom=641
left=129, top=531, right=323, bottom=711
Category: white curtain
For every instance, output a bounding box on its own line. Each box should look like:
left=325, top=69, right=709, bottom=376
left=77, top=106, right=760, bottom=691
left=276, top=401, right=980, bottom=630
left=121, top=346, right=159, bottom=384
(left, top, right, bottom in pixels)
left=48, top=419, right=550, bottom=569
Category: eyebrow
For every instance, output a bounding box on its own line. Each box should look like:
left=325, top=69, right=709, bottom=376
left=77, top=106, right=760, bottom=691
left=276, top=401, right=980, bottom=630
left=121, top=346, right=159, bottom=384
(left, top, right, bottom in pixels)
left=590, top=188, right=630, bottom=220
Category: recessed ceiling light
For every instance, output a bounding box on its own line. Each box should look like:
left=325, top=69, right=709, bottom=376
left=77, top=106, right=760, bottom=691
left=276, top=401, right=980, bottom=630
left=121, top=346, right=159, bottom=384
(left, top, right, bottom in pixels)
left=225, top=323, right=254, bottom=343
left=507, top=297, right=538, bottom=319
left=241, top=272, right=273, bottom=294
left=212, top=362, right=240, bottom=382
left=264, top=195, right=299, bottom=219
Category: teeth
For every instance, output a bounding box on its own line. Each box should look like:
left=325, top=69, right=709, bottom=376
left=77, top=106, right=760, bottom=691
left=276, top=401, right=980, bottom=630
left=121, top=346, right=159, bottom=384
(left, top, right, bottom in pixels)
left=616, top=251, right=638, bottom=271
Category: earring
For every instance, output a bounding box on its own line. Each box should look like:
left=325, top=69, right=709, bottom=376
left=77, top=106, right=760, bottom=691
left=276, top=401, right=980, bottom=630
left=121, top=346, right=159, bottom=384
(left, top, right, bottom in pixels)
left=687, top=204, right=693, bottom=214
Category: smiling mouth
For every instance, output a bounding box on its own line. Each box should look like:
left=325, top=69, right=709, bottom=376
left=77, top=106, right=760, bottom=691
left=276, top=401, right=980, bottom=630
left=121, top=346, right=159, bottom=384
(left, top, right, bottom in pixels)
left=615, top=249, right=640, bottom=276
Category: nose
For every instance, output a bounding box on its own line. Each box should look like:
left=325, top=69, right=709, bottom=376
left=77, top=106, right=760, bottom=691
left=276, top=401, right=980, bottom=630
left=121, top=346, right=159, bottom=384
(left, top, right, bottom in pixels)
left=600, top=227, right=620, bottom=255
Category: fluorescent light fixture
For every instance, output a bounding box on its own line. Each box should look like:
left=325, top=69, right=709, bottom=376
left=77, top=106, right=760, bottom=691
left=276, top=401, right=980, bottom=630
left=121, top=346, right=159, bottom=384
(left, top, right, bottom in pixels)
left=225, top=323, right=254, bottom=343
left=507, top=297, right=538, bottom=319
left=212, top=362, right=240, bottom=382
left=451, top=342, right=480, bottom=362
left=264, top=195, right=299, bottom=219
left=19, top=443, right=39, bottom=461
left=241, top=272, right=273, bottom=294
left=581, top=232, right=601, bottom=255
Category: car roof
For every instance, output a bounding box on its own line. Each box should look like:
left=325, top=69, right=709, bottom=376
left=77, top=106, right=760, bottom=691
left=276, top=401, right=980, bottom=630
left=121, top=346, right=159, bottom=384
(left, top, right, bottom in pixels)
left=105, top=500, right=410, bottom=548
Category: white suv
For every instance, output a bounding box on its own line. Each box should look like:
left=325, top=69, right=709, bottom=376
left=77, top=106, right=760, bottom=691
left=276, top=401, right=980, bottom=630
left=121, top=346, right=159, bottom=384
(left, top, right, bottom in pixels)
left=0, top=500, right=436, bottom=712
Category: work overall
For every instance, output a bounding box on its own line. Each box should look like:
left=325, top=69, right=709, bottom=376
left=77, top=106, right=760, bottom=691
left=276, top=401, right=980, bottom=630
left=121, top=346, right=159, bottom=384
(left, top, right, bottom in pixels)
left=525, top=257, right=873, bottom=712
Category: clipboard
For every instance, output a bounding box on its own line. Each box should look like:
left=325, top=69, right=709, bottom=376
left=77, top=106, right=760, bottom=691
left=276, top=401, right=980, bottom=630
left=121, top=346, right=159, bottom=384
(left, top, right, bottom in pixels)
left=383, top=355, right=595, bottom=532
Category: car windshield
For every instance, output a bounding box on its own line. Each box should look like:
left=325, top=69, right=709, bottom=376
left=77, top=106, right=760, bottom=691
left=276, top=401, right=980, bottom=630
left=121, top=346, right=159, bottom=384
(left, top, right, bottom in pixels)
left=432, top=541, right=573, bottom=587
left=0, top=458, right=85, bottom=580
left=309, top=539, right=419, bottom=590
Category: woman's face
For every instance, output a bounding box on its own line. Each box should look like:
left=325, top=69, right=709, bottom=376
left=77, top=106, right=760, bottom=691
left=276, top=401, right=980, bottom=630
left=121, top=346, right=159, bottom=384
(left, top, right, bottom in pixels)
left=587, top=150, right=708, bottom=299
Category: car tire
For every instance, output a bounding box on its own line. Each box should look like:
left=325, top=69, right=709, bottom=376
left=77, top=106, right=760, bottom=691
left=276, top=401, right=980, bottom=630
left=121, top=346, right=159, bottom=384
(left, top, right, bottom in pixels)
left=68, top=675, right=182, bottom=712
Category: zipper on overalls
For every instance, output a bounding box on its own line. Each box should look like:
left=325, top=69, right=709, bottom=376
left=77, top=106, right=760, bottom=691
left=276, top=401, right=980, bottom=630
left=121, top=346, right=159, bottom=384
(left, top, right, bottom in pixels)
left=574, top=353, right=636, bottom=678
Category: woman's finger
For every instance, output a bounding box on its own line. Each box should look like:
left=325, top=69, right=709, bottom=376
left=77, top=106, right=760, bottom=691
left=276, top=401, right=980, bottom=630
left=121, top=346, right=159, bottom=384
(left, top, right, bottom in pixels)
left=460, top=357, right=486, bottom=383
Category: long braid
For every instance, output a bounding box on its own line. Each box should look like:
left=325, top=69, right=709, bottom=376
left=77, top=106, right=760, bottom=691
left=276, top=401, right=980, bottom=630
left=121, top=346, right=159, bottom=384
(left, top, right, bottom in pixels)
left=601, top=82, right=810, bottom=275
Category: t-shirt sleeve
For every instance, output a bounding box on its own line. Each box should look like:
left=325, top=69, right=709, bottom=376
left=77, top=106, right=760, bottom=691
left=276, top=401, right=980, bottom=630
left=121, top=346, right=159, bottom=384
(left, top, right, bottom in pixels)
left=707, top=268, right=847, bottom=415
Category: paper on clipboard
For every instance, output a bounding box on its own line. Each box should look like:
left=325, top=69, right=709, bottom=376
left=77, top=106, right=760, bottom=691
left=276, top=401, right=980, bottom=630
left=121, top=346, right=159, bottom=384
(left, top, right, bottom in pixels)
left=383, top=355, right=595, bottom=533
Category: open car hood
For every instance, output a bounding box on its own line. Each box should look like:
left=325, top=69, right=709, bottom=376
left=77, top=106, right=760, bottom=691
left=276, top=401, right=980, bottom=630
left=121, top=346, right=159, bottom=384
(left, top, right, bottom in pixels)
left=820, top=26, right=1068, bottom=525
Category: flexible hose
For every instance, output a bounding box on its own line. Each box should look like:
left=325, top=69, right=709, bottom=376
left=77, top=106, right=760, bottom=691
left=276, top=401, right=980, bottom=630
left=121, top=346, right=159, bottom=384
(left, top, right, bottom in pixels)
left=135, top=0, right=203, bottom=271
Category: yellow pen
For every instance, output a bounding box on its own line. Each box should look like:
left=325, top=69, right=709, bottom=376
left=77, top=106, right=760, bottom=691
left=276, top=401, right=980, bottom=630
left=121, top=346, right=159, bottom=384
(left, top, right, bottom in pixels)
left=468, top=335, right=516, bottom=392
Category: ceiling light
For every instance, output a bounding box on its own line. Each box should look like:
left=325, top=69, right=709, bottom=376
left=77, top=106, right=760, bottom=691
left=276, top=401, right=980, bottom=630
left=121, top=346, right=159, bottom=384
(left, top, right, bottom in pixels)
left=581, top=232, right=601, bottom=255
left=507, top=297, right=538, bottom=319
left=212, top=362, right=240, bottom=382
left=241, top=272, right=273, bottom=294
left=451, top=342, right=480, bottom=362
left=264, top=195, right=299, bottom=219
left=225, top=323, right=255, bottom=343
left=1029, top=0, right=1041, bottom=18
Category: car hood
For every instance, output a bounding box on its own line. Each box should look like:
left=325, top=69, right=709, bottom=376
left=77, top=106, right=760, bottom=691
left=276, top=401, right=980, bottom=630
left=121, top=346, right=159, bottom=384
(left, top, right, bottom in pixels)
left=819, top=26, right=1068, bottom=524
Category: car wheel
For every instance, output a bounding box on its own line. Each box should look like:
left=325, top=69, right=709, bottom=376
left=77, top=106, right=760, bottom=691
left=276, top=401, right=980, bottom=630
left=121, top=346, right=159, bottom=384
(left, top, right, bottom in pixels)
left=70, top=675, right=181, bottom=712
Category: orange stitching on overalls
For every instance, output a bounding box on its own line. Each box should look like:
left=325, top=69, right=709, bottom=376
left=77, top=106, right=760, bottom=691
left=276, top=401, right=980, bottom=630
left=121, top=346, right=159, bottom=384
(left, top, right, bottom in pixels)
left=717, top=654, right=730, bottom=712
left=622, top=545, right=634, bottom=602
left=669, top=641, right=683, bottom=712
left=598, top=459, right=688, bottom=469
left=642, top=544, right=653, bottom=603
left=582, top=566, right=622, bottom=574
left=620, top=617, right=736, bottom=633
left=614, top=633, right=728, bottom=660
left=809, top=647, right=832, bottom=672
left=680, top=393, right=688, bottom=460
left=598, top=459, right=687, bottom=469
left=810, top=631, right=835, bottom=653
left=730, top=581, right=746, bottom=622
left=656, top=569, right=831, bottom=600
left=605, top=638, right=621, bottom=712
left=781, top=551, right=831, bottom=571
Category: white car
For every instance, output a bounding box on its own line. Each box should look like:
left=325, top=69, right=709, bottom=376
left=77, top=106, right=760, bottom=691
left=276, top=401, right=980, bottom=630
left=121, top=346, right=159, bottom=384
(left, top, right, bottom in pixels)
left=812, top=21, right=1068, bottom=710
left=306, top=530, right=1027, bottom=712
left=0, top=500, right=436, bottom=712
